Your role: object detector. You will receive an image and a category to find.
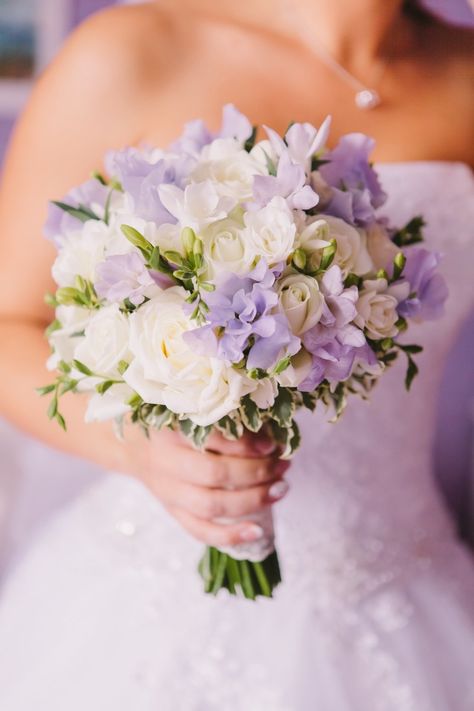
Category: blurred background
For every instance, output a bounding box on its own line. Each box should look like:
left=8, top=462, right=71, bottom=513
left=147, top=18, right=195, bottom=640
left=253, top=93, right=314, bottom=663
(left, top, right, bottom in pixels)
left=0, top=0, right=473, bottom=575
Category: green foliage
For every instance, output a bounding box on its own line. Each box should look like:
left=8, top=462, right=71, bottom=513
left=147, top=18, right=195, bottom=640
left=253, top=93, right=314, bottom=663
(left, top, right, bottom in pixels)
left=392, top=215, right=425, bottom=247
left=244, top=126, right=258, bottom=153
left=51, top=200, right=100, bottom=223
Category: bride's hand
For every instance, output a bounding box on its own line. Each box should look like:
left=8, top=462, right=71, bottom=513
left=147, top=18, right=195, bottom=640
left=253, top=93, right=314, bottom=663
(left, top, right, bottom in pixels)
left=122, top=427, right=290, bottom=547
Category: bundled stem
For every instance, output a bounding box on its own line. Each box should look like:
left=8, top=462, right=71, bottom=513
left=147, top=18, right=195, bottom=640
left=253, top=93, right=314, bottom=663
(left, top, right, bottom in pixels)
left=198, top=546, right=281, bottom=600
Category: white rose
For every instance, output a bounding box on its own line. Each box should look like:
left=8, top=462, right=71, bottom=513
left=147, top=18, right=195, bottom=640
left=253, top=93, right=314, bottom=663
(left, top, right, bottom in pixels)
left=277, top=272, right=324, bottom=335
left=191, top=138, right=265, bottom=201
left=354, top=278, right=399, bottom=340
left=158, top=180, right=236, bottom=232
left=365, top=222, right=399, bottom=271
left=318, top=214, right=374, bottom=277
left=85, top=383, right=133, bottom=423
left=244, top=196, right=297, bottom=265
left=74, top=304, right=131, bottom=379
left=47, top=305, right=92, bottom=370
left=275, top=349, right=313, bottom=388
left=201, top=218, right=256, bottom=278
left=52, top=221, right=109, bottom=287
left=123, top=287, right=254, bottom=426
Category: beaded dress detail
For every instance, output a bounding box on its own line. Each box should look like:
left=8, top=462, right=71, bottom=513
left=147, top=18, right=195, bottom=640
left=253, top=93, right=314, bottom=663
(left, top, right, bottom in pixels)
left=0, top=163, right=473, bottom=711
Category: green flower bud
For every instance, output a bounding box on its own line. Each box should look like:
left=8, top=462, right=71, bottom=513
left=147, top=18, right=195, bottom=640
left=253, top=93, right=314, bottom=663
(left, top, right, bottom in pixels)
left=292, top=249, right=307, bottom=270
left=181, top=227, right=196, bottom=254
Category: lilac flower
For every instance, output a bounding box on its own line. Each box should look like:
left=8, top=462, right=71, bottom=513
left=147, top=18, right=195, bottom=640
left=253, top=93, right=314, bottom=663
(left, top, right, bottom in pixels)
left=44, top=178, right=110, bottom=244
left=168, top=119, right=213, bottom=156
left=219, top=104, right=254, bottom=143
left=397, top=248, right=448, bottom=320
left=105, top=147, right=182, bottom=224
left=300, top=324, right=375, bottom=391
left=95, top=252, right=155, bottom=306
left=253, top=151, right=319, bottom=210
left=319, top=265, right=359, bottom=329
left=185, top=261, right=300, bottom=370
left=320, top=133, right=387, bottom=225
left=265, top=117, right=331, bottom=168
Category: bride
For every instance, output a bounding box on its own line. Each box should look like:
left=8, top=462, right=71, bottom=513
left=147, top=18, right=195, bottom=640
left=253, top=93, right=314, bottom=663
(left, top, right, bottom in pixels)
left=0, top=1, right=473, bottom=709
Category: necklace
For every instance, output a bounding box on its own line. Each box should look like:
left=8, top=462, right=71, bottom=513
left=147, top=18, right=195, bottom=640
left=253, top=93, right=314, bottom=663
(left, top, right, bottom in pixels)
left=282, top=4, right=387, bottom=110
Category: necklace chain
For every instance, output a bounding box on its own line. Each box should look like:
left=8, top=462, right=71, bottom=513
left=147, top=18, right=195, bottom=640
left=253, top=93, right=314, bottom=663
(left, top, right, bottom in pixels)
left=281, top=2, right=387, bottom=110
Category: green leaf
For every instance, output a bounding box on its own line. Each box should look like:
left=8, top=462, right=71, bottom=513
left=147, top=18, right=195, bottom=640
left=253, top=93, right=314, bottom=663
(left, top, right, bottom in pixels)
left=148, top=405, right=174, bottom=430
left=72, top=359, right=93, bottom=376
left=45, top=319, right=62, bottom=337
left=319, top=239, right=337, bottom=271
left=399, top=344, right=423, bottom=355
left=301, top=391, right=318, bottom=411
left=91, top=170, right=108, bottom=186
left=44, top=292, right=59, bottom=308
left=148, top=246, right=162, bottom=271
left=120, top=225, right=152, bottom=256
left=58, top=360, right=71, bottom=374
left=216, top=416, right=242, bottom=440
left=244, top=126, right=258, bottom=153
left=248, top=368, right=267, bottom=380
left=47, top=396, right=58, bottom=419
left=60, top=379, right=78, bottom=395
left=56, top=412, right=67, bottom=431
left=36, top=384, right=56, bottom=396
left=344, top=273, right=363, bottom=289
left=179, top=418, right=196, bottom=438
left=392, top=216, right=425, bottom=247
left=96, top=380, right=117, bottom=395
left=271, top=388, right=295, bottom=428
left=127, top=393, right=143, bottom=409
left=192, top=425, right=212, bottom=449
left=51, top=200, right=100, bottom=223
left=103, top=187, right=115, bottom=225
left=173, top=270, right=195, bottom=281
left=118, top=360, right=129, bottom=375
left=200, top=282, right=215, bottom=293
left=240, top=396, right=262, bottom=433
left=311, top=157, right=330, bottom=171
left=273, top=356, right=291, bottom=375
left=405, top=355, right=419, bottom=390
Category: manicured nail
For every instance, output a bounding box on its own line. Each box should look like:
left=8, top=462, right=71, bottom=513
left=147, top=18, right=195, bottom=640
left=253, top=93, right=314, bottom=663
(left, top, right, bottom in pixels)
left=268, top=480, right=289, bottom=501
left=239, top=524, right=264, bottom=542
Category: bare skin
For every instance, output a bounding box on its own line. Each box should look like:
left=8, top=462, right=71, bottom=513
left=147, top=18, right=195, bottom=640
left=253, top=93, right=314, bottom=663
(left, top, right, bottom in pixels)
left=0, top=0, right=472, bottom=546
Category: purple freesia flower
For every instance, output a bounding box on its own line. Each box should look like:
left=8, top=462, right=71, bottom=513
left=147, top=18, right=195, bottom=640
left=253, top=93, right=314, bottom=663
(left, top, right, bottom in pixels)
left=44, top=178, right=109, bottom=244
left=253, top=151, right=319, bottom=210
left=168, top=119, right=214, bottom=156
left=319, top=133, right=387, bottom=226
left=185, top=260, right=300, bottom=370
left=219, top=104, right=254, bottom=143
left=95, top=252, right=155, bottom=306
left=397, top=248, right=448, bottom=320
left=301, top=325, right=375, bottom=391
left=319, top=265, right=359, bottom=329
left=105, top=147, right=182, bottom=224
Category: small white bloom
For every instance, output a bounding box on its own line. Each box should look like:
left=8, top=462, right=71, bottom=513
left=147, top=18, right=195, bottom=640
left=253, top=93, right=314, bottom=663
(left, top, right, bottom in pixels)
left=249, top=378, right=278, bottom=409
left=75, top=304, right=131, bottom=379
left=318, top=214, right=374, bottom=277
left=296, top=218, right=332, bottom=272
left=201, top=218, right=256, bottom=278
left=191, top=138, right=265, bottom=201
left=85, top=383, right=133, bottom=422
left=52, top=221, right=109, bottom=287
left=47, top=305, right=92, bottom=370
left=244, top=197, right=297, bottom=265
left=354, top=278, right=399, bottom=340
left=277, top=271, right=324, bottom=335
left=123, top=287, right=254, bottom=426
left=158, top=181, right=236, bottom=232
left=275, top=349, right=313, bottom=388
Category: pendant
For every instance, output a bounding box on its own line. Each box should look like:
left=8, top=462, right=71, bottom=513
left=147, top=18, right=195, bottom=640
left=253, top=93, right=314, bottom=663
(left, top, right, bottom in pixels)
left=355, top=89, right=381, bottom=110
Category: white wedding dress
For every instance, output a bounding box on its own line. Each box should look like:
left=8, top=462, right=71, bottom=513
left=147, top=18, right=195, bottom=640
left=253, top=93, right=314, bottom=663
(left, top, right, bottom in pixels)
left=0, top=162, right=473, bottom=711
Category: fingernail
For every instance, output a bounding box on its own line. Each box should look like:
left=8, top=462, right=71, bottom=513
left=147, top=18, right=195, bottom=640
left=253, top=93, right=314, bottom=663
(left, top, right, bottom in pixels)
left=239, top=524, right=264, bottom=542
left=253, top=438, right=275, bottom=456
left=268, top=480, right=289, bottom=501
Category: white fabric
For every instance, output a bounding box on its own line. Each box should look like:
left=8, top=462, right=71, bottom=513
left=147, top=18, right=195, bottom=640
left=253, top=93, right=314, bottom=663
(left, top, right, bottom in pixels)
left=0, top=162, right=473, bottom=711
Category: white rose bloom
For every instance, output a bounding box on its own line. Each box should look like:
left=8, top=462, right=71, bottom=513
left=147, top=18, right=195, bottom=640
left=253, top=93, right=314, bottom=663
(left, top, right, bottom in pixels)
left=85, top=383, right=133, bottom=423
left=123, top=287, right=254, bottom=426
left=275, top=349, right=313, bottom=388
left=52, top=221, right=109, bottom=287
left=201, top=218, right=256, bottom=278
left=365, top=222, right=399, bottom=271
left=244, top=197, right=297, bottom=265
left=74, top=304, right=131, bottom=379
left=318, top=214, right=374, bottom=277
left=47, top=305, right=92, bottom=370
left=191, top=138, right=265, bottom=201
left=277, top=272, right=324, bottom=335
left=354, top=278, right=399, bottom=340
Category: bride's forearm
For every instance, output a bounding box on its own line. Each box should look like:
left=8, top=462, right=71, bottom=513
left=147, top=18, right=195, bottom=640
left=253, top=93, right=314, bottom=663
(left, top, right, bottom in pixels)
left=0, top=318, right=123, bottom=471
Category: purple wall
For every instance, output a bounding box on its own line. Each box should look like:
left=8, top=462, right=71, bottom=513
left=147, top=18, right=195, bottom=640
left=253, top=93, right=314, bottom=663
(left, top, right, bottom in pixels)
left=0, top=0, right=113, bottom=164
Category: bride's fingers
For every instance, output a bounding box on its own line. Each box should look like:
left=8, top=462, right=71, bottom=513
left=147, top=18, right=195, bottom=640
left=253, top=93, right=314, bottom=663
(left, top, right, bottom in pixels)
left=165, top=505, right=266, bottom=547
left=157, top=476, right=290, bottom=520
left=203, top=430, right=276, bottom=458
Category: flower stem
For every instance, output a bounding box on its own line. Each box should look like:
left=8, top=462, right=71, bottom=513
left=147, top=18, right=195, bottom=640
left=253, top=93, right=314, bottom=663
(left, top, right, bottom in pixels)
left=198, top=546, right=282, bottom=600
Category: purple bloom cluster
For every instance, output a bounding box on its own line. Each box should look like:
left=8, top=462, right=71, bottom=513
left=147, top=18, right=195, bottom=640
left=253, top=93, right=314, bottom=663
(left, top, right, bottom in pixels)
left=44, top=178, right=110, bottom=244
left=397, top=248, right=448, bottom=320
left=319, top=133, right=387, bottom=226
left=185, top=260, right=300, bottom=370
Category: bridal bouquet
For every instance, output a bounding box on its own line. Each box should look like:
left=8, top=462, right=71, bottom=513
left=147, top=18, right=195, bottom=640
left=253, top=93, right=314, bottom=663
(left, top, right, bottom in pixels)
left=39, top=105, right=447, bottom=599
